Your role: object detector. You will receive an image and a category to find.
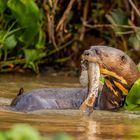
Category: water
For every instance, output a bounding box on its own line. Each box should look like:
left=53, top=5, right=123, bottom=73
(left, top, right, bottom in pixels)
left=0, top=73, right=140, bottom=140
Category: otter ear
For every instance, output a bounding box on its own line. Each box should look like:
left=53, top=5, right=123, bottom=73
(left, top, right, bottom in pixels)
left=121, top=55, right=127, bottom=63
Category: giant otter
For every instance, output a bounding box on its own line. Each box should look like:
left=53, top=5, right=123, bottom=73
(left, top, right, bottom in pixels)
left=80, top=46, right=140, bottom=110
left=10, top=46, right=140, bottom=112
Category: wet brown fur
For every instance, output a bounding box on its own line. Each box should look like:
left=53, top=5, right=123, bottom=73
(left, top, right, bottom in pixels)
left=10, top=46, right=140, bottom=112
left=81, top=46, right=140, bottom=110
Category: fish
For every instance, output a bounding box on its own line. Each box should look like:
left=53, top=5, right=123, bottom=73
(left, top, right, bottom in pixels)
left=80, top=62, right=100, bottom=114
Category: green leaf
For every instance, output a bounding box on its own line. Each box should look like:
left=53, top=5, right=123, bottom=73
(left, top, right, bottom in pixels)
left=24, top=49, right=45, bottom=72
left=24, top=49, right=45, bottom=63
left=7, top=0, right=41, bottom=45
left=0, top=0, right=7, bottom=13
left=0, top=132, right=6, bottom=140
left=7, top=124, right=41, bottom=140
left=129, top=30, right=140, bottom=51
left=4, top=34, right=17, bottom=49
left=123, top=78, right=140, bottom=110
left=25, top=61, right=38, bottom=73
left=106, top=9, right=128, bottom=35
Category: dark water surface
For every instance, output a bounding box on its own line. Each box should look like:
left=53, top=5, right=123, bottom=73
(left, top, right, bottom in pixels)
left=0, top=73, right=140, bottom=140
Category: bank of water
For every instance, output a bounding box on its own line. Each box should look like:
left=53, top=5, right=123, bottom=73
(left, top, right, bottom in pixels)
left=0, top=73, right=140, bottom=140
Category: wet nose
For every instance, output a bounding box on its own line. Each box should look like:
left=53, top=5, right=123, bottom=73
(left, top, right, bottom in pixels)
left=83, top=50, right=92, bottom=56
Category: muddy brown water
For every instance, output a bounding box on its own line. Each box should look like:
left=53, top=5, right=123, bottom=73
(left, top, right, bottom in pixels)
left=0, top=73, right=140, bottom=140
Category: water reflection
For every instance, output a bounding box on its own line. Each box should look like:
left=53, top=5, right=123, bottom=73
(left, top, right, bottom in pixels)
left=0, top=73, right=140, bottom=140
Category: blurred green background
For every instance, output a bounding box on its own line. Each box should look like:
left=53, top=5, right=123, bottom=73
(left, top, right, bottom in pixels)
left=0, top=124, right=74, bottom=140
left=0, top=0, right=140, bottom=73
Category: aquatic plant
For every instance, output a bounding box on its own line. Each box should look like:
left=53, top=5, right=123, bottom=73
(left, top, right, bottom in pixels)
left=123, top=78, right=140, bottom=110
left=0, top=0, right=45, bottom=73
left=0, top=0, right=140, bottom=72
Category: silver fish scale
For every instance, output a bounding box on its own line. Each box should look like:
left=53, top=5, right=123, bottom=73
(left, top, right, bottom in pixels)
left=88, top=62, right=100, bottom=98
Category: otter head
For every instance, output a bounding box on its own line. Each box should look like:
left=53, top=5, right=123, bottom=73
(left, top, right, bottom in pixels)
left=81, top=45, right=140, bottom=87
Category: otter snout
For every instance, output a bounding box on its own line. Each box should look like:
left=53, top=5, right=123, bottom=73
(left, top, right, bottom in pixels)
left=83, top=50, right=95, bottom=57
left=83, top=48, right=101, bottom=57
left=83, top=50, right=92, bottom=56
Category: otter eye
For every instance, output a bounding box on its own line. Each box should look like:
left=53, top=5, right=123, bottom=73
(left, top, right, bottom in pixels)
left=121, top=55, right=127, bottom=63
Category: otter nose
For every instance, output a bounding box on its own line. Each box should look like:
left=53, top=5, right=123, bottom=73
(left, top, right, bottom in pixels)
left=83, top=50, right=92, bottom=56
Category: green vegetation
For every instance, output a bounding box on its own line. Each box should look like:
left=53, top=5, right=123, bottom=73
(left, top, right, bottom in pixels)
left=124, top=78, right=140, bottom=110
left=0, top=0, right=140, bottom=73
left=0, top=0, right=45, bottom=73
left=123, top=66, right=140, bottom=110
left=138, top=64, right=140, bottom=71
left=0, top=124, right=74, bottom=140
